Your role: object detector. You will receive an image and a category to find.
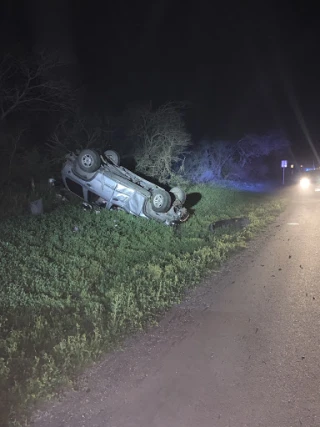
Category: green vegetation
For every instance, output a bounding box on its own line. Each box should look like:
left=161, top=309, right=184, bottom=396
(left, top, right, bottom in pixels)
left=0, top=184, right=286, bottom=426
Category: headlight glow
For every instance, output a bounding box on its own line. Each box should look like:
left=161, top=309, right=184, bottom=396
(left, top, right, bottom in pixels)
left=300, top=177, right=311, bottom=189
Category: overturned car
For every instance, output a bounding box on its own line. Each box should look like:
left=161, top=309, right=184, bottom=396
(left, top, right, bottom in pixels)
left=60, top=149, right=189, bottom=225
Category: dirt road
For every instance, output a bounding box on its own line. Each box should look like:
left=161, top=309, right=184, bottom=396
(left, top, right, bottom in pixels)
left=32, top=191, right=320, bottom=427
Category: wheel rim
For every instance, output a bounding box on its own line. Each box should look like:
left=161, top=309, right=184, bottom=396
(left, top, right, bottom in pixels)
left=81, top=154, right=93, bottom=168
left=153, top=194, right=164, bottom=208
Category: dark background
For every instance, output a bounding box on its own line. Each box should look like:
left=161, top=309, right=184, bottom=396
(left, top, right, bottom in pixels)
left=1, top=0, right=319, bottom=160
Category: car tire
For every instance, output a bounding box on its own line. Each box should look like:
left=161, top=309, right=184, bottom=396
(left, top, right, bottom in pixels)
left=77, top=149, right=101, bottom=173
left=104, top=150, right=120, bottom=166
left=170, top=187, right=186, bottom=204
left=151, top=190, right=172, bottom=213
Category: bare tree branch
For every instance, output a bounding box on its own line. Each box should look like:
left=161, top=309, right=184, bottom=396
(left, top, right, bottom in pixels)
left=0, top=51, right=74, bottom=122
left=46, top=111, right=118, bottom=163
left=236, top=133, right=290, bottom=167
left=130, top=102, right=191, bottom=183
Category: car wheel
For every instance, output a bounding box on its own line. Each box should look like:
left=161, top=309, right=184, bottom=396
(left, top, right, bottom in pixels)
left=104, top=150, right=120, bottom=166
left=77, top=149, right=101, bottom=173
left=170, top=187, right=186, bottom=204
left=151, top=190, right=172, bottom=213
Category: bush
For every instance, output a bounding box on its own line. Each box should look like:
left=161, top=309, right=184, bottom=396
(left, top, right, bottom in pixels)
left=129, top=102, right=191, bottom=183
left=183, top=133, right=291, bottom=184
left=184, top=140, right=236, bottom=182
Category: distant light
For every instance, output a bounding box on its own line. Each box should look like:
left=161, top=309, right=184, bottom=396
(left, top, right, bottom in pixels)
left=300, top=177, right=310, bottom=189
left=290, top=164, right=294, bottom=168
left=300, top=165, right=303, bottom=167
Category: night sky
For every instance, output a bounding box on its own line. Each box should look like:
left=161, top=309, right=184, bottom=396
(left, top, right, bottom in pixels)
left=1, top=0, right=320, bottom=158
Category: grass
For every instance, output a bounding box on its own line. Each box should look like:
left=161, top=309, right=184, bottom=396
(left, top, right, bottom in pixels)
left=0, top=184, right=287, bottom=426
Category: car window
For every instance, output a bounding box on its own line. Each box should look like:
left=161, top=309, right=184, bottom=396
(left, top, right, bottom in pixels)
left=65, top=178, right=84, bottom=198
left=88, top=191, right=103, bottom=204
